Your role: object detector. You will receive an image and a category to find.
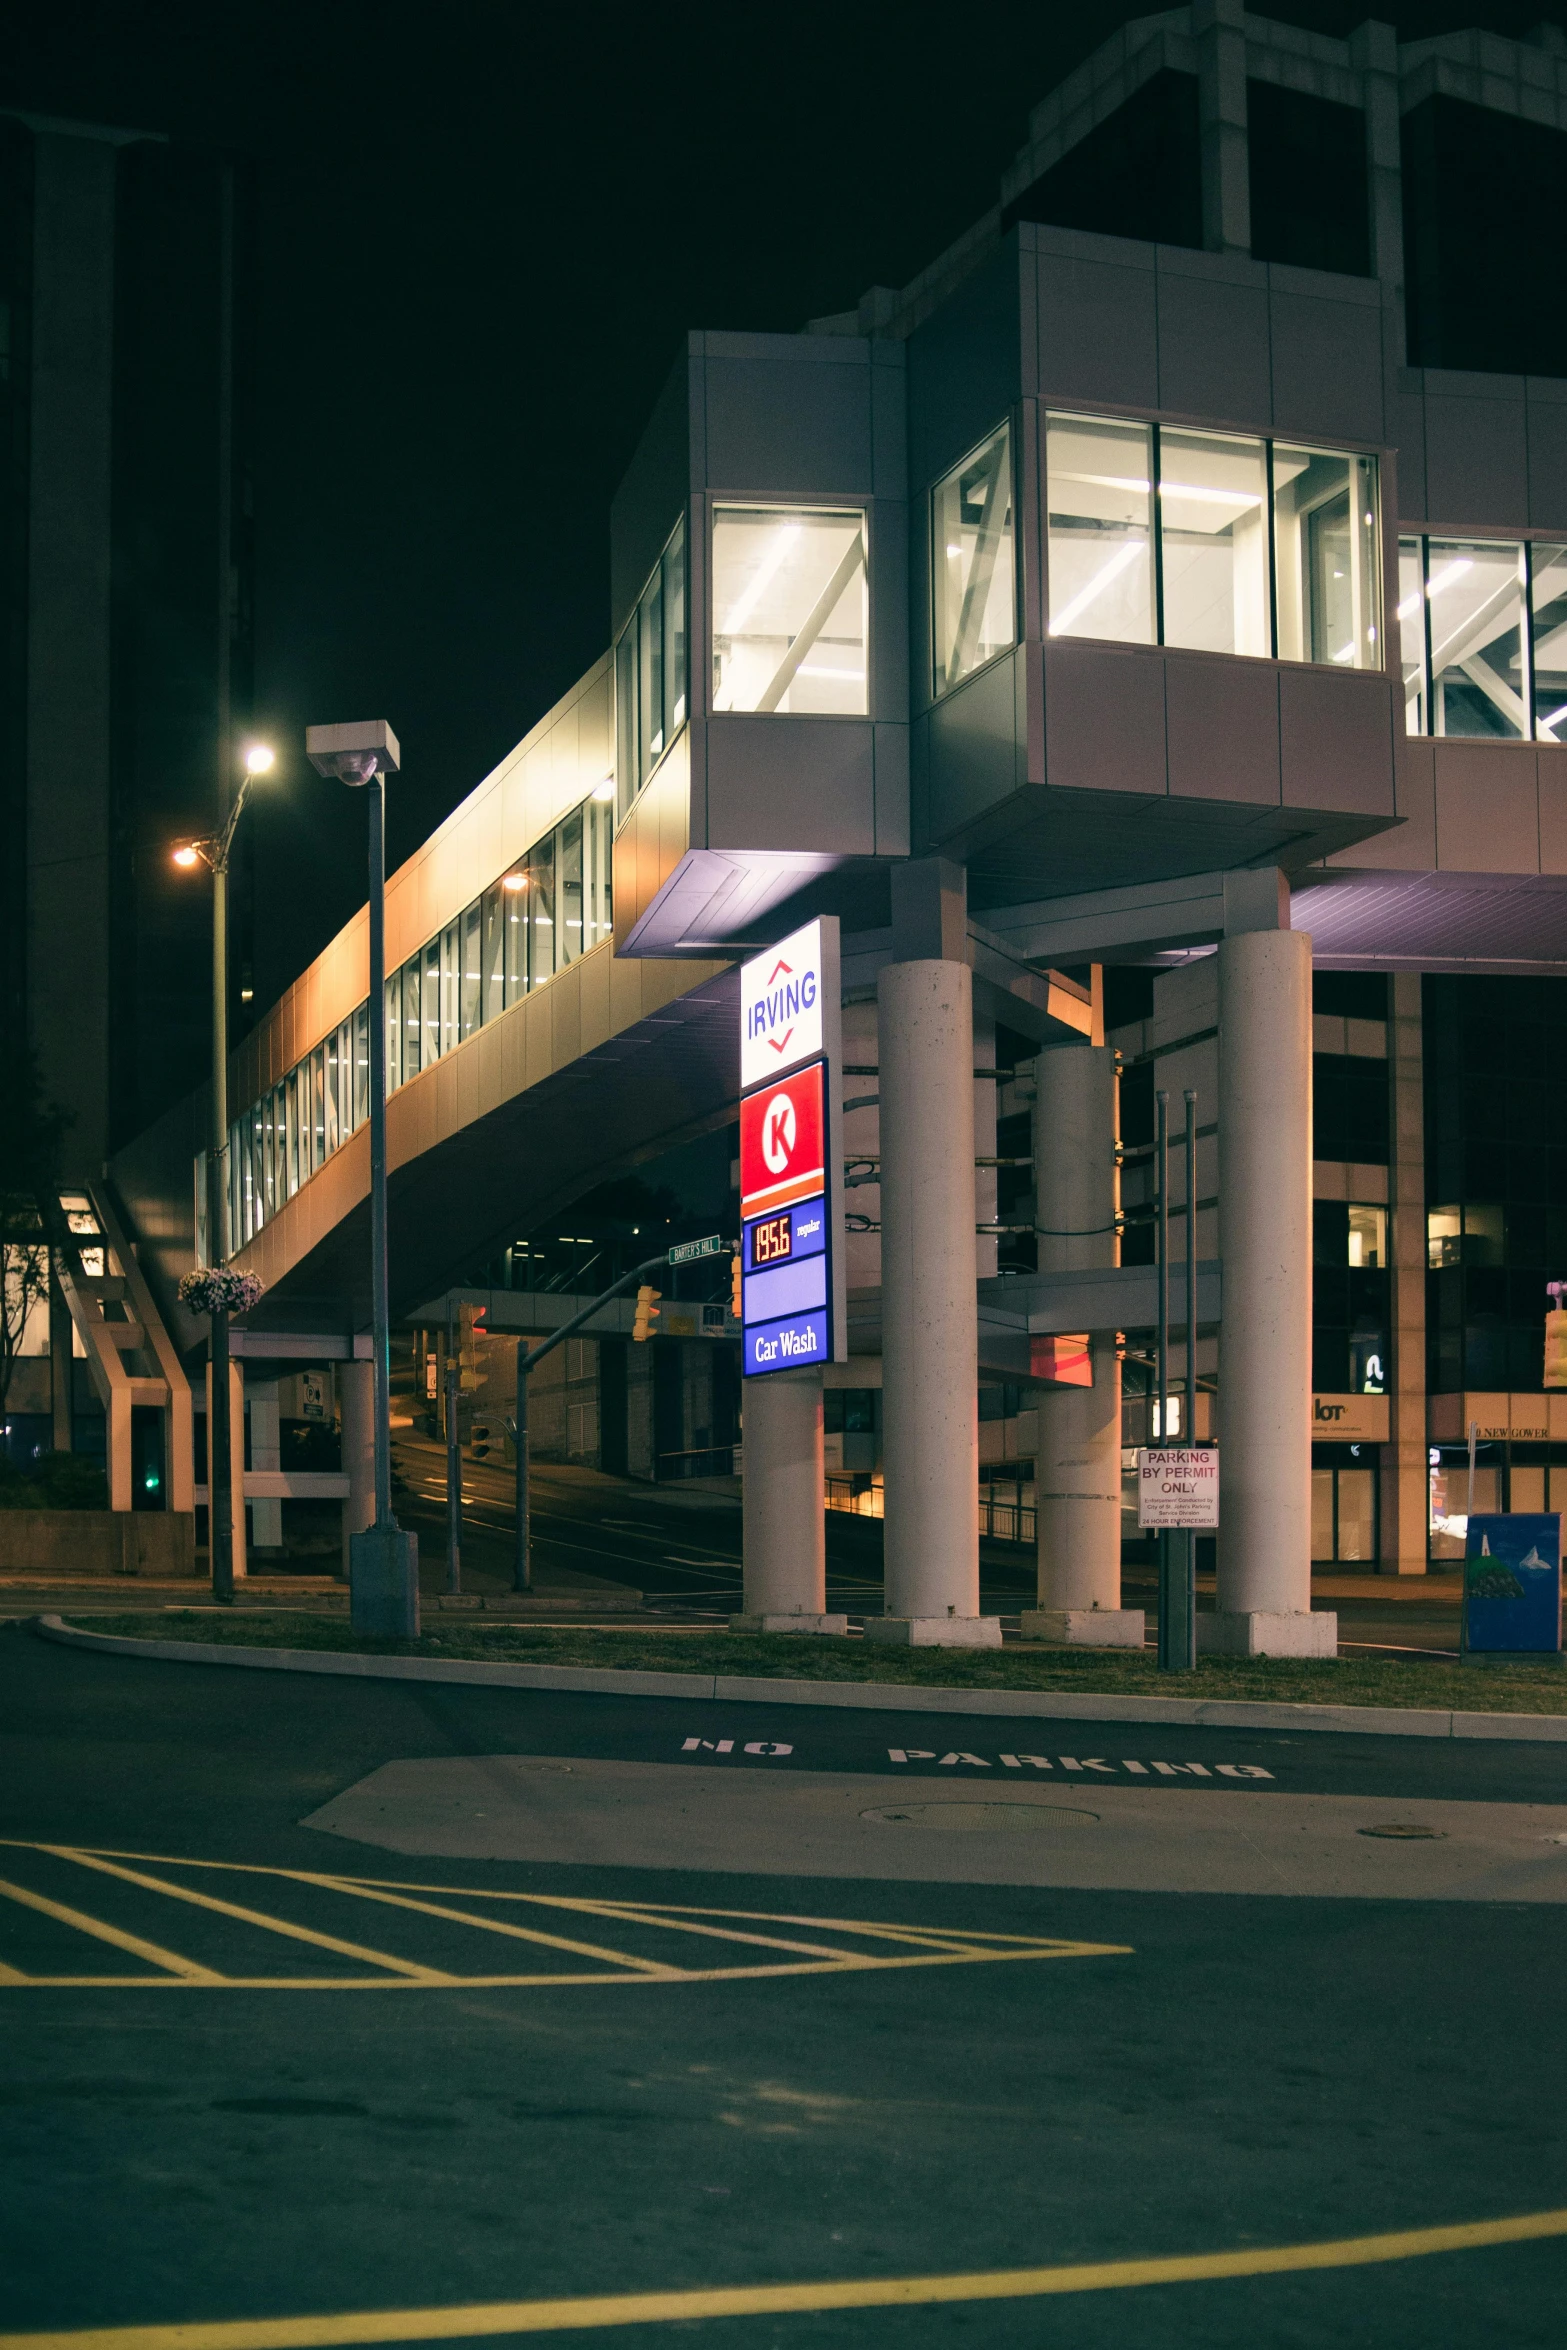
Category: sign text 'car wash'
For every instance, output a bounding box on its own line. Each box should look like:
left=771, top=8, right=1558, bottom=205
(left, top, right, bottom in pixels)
left=738, top=918, right=846, bottom=1378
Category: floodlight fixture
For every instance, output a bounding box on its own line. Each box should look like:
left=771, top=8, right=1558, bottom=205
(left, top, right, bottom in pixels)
left=305, top=718, right=401, bottom=785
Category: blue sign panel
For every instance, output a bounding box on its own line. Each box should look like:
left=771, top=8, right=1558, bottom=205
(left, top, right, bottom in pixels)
left=1464, top=1514, right=1563, bottom=1653
left=745, top=1309, right=829, bottom=1375
left=743, top=1199, right=826, bottom=1274
left=743, top=1251, right=827, bottom=1328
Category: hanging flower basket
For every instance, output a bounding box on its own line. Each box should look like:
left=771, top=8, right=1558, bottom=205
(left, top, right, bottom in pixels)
left=178, top=1268, right=265, bottom=1318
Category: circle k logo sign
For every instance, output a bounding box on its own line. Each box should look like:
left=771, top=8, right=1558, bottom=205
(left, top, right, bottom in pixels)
left=761, top=1093, right=797, bottom=1174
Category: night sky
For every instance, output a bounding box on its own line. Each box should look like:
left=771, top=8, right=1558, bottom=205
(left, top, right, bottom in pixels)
left=6, top=0, right=1560, bottom=1008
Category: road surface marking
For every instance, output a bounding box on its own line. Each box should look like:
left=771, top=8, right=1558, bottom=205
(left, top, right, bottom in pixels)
left=4, top=2203, right=1565, bottom=2345
left=0, top=1871, right=222, bottom=1983
left=42, top=1848, right=451, bottom=1982
left=0, top=1843, right=1124, bottom=1989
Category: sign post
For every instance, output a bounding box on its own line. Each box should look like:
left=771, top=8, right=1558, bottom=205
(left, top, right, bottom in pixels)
left=737, top=918, right=846, bottom=1378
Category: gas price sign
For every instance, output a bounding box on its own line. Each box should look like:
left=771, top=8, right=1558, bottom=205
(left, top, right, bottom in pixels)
left=738, top=920, right=845, bottom=1378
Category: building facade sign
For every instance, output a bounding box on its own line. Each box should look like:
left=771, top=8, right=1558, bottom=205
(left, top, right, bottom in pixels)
left=1311, top=1393, right=1390, bottom=1442
left=738, top=919, right=846, bottom=1379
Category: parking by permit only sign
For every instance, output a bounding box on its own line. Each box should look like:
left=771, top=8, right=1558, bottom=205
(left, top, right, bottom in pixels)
left=738, top=918, right=846, bottom=1377
left=1137, top=1447, right=1220, bottom=1529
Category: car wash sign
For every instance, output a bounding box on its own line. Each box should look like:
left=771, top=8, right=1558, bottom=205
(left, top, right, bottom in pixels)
left=739, top=918, right=846, bottom=1378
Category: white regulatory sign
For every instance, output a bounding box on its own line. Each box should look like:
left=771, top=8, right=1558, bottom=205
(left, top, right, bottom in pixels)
left=740, top=917, right=826, bottom=1092
left=1137, top=1446, right=1220, bottom=1529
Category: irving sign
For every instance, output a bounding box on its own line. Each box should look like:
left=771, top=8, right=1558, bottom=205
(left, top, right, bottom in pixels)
left=737, top=918, right=846, bottom=1379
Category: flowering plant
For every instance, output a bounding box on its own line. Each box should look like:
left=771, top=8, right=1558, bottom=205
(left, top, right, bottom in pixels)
left=178, top=1268, right=265, bottom=1317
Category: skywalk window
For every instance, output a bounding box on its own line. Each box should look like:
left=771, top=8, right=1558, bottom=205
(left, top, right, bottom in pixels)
left=932, top=426, right=1016, bottom=693
left=711, top=505, right=868, bottom=716
left=615, top=517, right=687, bottom=813
left=1398, top=536, right=1567, bottom=740
left=1046, top=410, right=1382, bottom=673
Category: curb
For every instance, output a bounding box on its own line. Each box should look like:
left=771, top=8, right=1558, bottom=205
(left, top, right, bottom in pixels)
left=30, top=1616, right=1567, bottom=1743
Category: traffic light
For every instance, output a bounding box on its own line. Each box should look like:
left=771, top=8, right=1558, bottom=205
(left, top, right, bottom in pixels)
left=632, top=1284, right=661, bottom=1342
left=1547, top=1283, right=1567, bottom=1387
left=730, top=1249, right=743, bottom=1320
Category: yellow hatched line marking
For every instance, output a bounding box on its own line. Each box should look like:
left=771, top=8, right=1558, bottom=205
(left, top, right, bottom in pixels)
left=297, top=1878, right=674, bottom=1977
left=0, top=1872, right=220, bottom=1983
left=41, top=1849, right=451, bottom=1984
left=529, top=1896, right=873, bottom=1965
left=5, top=2203, right=1567, bottom=2345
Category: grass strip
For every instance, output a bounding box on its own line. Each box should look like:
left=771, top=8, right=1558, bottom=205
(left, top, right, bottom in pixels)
left=55, top=1611, right=1567, bottom=1713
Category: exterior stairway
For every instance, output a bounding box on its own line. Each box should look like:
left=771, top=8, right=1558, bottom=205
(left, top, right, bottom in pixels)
left=46, top=1186, right=194, bottom=1516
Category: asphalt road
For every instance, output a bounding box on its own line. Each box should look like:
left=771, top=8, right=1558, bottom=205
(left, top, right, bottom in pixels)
left=3, top=1623, right=1564, bottom=2349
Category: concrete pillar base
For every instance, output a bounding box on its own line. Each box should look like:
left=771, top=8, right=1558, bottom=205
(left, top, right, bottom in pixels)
left=729, top=1612, right=849, bottom=1636
left=864, top=1615, right=1003, bottom=1648
left=1196, top=1609, right=1337, bottom=1659
left=1020, top=1607, right=1145, bottom=1649
left=350, top=1526, right=420, bottom=1638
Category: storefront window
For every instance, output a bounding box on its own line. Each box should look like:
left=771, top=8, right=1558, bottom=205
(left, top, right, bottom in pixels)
left=1160, top=427, right=1271, bottom=658
left=932, top=424, right=1015, bottom=693
left=1273, top=444, right=1380, bottom=668
left=1045, top=412, right=1155, bottom=647
left=711, top=505, right=867, bottom=715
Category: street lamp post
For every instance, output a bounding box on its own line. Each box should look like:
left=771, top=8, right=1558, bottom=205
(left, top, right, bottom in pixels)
left=305, top=720, right=418, bottom=1638
left=174, top=739, right=275, bottom=1602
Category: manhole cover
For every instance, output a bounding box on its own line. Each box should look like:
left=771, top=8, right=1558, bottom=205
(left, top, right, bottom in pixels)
left=1358, top=1823, right=1447, bottom=1840
left=860, top=1803, right=1098, bottom=1832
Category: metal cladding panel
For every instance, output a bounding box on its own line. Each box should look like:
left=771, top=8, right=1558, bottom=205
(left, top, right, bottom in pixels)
left=1423, top=376, right=1529, bottom=527
left=610, top=346, right=694, bottom=634
left=1164, top=654, right=1282, bottom=805
left=922, top=649, right=1027, bottom=839
left=701, top=345, right=875, bottom=497
left=1043, top=639, right=1168, bottom=797
left=1433, top=744, right=1542, bottom=872
left=1267, top=280, right=1385, bottom=448
left=704, top=716, right=876, bottom=857
left=1032, top=231, right=1159, bottom=413
left=1278, top=666, right=1396, bottom=816
left=1153, top=250, right=1272, bottom=425
left=906, top=243, right=1024, bottom=493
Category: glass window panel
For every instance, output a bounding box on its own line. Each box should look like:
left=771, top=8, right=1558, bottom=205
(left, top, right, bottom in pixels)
left=1529, top=542, right=1567, bottom=741
left=324, top=1033, right=340, bottom=1159
left=310, top=1046, right=326, bottom=1173
left=338, top=1019, right=354, bottom=1138
left=1346, top=1204, right=1386, bottom=1269
left=663, top=519, right=687, bottom=733
left=229, top=1124, right=242, bottom=1255
left=356, top=1003, right=371, bottom=1121
left=558, top=810, right=583, bottom=966
left=274, top=1085, right=288, bottom=1201
left=1160, top=428, right=1271, bottom=657
left=1310, top=1469, right=1335, bottom=1560
left=1045, top=413, right=1155, bottom=647
left=932, top=424, right=1015, bottom=692
left=1398, top=536, right=1428, bottom=733
left=1273, top=446, right=1380, bottom=669
left=440, top=924, right=459, bottom=1055
left=481, top=885, right=504, bottom=1023
left=529, top=833, right=556, bottom=986
left=423, top=939, right=442, bottom=1064
left=503, top=873, right=528, bottom=1003
left=585, top=797, right=613, bottom=949
left=1428, top=538, right=1526, bottom=738
left=638, top=565, right=665, bottom=773
left=385, top=977, right=401, bottom=1095
left=285, top=1073, right=299, bottom=1196
left=712, top=505, right=867, bottom=714
left=1336, top=1468, right=1375, bottom=1560
left=460, top=902, right=481, bottom=1038
left=615, top=625, right=638, bottom=813
left=402, top=958, right=422, bottom=1080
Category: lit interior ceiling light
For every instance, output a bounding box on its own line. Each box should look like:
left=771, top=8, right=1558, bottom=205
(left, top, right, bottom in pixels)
left=502, top=872, right=527, bottom=891
left=796, top=664, right=866, bottom=680
left=591, top=779, right=615, bottom=801
left=1398, top=557, right=1471, bottom=621
left=721, top=523, right=802, bottom=636
left=1049, top=538, right=1143, bottom=635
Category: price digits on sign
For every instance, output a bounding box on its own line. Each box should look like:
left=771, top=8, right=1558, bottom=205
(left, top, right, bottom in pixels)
left=751, top=1214, right=792, bottom=1265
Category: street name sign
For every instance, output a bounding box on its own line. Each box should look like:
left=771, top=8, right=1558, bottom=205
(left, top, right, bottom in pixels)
left=668, top=1234, right=725, bottom=1265
left=1137, top=1446, right=1220, bottom=1529
left=737, top=917, right=845, bottom=1377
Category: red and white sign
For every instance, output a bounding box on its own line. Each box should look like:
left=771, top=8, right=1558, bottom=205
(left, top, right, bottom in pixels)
left=1137, top=1447, right=1220, bottom=1530
left=740, top=1061, right=826, bottom=1220
left=739, top=918, right=826, bottom=1092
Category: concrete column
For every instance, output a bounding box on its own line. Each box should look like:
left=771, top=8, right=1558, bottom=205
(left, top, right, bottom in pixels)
left=1025, top=1042, right=1141, bottom=1648
left=1208, top=928, right=1335, bottom=1657
left=249, top=1378, right=282, bottom=1552
left=1382, top=973, right=1428, bottom=1574
left=1193, top=0, right=1251, bottom=258
left=340, top=1357, right=375, bottom=1582
left=869, top=957, right=997, bottom=1646
left=733, top=1369, right=845, bottom=1634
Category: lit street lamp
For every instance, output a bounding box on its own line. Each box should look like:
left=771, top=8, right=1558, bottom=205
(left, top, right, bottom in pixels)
left=304, top=719, right=418, bottom=1637
left=171, top=738, right=275, bottom=1602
